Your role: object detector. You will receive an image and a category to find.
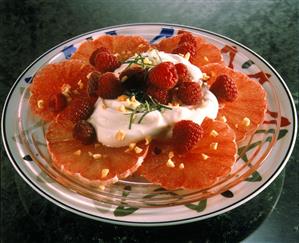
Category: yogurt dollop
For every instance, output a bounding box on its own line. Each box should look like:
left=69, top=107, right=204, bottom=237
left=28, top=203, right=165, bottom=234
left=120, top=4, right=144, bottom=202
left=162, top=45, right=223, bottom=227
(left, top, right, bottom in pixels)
left=88, top=51, right=219, bottom=147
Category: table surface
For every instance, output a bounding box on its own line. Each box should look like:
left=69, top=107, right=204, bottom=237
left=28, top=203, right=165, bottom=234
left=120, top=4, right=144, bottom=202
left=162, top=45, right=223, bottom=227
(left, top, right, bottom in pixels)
left=1, top=0, right=298, bottom=242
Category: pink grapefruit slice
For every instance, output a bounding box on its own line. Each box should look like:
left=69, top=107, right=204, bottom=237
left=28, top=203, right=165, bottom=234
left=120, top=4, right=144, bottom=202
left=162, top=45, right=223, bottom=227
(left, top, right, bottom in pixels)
left=29, top=60, right=94, bottom=121
left=139, top=118, right=237, bottom=190
left=201, top=63, right=267, bottom=142
left=46, top=121, right=149, bottom=185
left=71, top=35, right=150, bottom=63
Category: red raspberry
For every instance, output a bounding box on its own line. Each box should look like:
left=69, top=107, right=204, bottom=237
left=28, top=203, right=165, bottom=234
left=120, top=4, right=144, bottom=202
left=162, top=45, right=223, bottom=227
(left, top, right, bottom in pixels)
left=146, top=86, right=171, bottom=105
left=97, top=72, right=123, bottom=99
left=177, top=82, right=203, bottom=105
left=172, top=120, right=204, bottom=154
left=48, top=93, right=67, bottom=112
left=89, top=47, right=112, bottom=66
left=210, top=75, right=238, bottom=102
left=86, top=71, right=102, bottom=97
left=57, top=97, right=94, bottom=123
left=73, top=120, right=96, bottom=145
left=172, top=42, right=196, bottom=57
left=119, top=66, right=147, bottom=91
left=94, top=52, right=121, bottom=73
left=148, top=62, right=178, bottom=90
left=175, top=63, right=191, bottom=84
left=179, top=32, right=197, bottom=46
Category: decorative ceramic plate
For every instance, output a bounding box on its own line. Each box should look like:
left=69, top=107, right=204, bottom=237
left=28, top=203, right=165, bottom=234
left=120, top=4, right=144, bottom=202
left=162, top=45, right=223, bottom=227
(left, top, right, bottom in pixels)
left=2, top=24, right=297, bottom=226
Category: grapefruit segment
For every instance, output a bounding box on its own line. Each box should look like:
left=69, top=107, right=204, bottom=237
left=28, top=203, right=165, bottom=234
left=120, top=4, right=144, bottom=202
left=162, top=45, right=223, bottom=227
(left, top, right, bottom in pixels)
left=46, top=121, right=149, bottom=185
left=139, top=119, right=237, bottom=190
left=29, top=60, right=95, bottom=121
left=201, top=63, right=267, bottom=141
left=71, top=35, right=150, bottom=64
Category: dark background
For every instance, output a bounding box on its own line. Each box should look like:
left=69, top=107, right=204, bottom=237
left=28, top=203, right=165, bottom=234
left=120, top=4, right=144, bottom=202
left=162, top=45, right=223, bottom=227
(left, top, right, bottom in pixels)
left=1, top=0, right=298, bottom=242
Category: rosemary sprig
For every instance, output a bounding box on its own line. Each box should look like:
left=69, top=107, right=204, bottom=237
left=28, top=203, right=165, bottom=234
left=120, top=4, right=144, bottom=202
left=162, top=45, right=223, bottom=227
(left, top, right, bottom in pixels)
left=125, top=94, right=172, bottom=129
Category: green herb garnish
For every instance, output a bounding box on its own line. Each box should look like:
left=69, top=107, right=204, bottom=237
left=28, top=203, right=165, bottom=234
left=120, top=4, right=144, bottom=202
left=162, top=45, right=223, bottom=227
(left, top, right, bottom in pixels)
left=125, top=94, right=172, bottom=129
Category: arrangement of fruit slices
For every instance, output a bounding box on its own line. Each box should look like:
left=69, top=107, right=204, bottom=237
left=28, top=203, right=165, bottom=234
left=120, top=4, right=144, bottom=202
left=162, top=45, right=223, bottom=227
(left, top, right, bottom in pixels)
left=29, top=31, right=267, bottom=190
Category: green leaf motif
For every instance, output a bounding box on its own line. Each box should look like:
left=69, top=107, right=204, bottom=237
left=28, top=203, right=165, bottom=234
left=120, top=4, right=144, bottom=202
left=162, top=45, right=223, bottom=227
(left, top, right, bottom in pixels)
left=245, top=171, right=262, bottom=182
left=113, top=206, right=139, bottom=217
left=278, top=129, right=288, bottom=140
left=242, top=60, right=254, bottom=69
left=113, top=185, right=140, bottom=217
left=185, top=199, right=207, bottom=213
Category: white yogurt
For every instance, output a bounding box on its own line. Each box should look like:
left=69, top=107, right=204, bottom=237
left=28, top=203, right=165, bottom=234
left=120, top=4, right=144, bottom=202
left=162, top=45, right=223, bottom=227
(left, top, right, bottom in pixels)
left=88, top=51, right=219, bottom=147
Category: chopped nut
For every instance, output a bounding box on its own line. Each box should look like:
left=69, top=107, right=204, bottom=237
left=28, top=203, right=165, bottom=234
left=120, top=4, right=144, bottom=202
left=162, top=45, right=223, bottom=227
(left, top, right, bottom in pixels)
left=145, top=136, right=152, bottom=145
left=134, top=146, right=143, bottom=154
left=77, top=80, right=84, bottom=89
left=235, top=124, right=239, bottom=128
left=184, top=52, right=191, bottom=60
left=210, top=130, right=219, bottom=137
left=129, top=143, right=136, bottom=150
left=98, top=185, right=105, bottom=190
left=210, top=142, right=218, bottom=150
left=73, top=149, right=81, bottom=156
left=202, top=73, right=210, bottom=81
left=242, top=117, right=251, bottom=127
left=130, top=96, right=136, bottom=102
left=168, top=151, right=174, bottom=159
left=201, top=153, right=209, bottom=160
left=220, top=116, right=227, bottom=123
left=166, top=159, right=175, bottom=168
left=204, top=56, right=209, bottom=62
left=86, top=72, right=92, bottom=79
left=115, top=130, right=126, bottom=141
left=179, top=163, right=185, bottom=169
left=93, top=153, right=102, bottom=159
left=117, top=104, right=127, bottom=112
left=37, top=99, right=44, bottom=109
left=143, top=57, right=152, bottom=65
left=61, top=83, right=71, bottom=95
left=121, top=75, right=128, bottom=82
left=101, top=168, right=109, bottom=178
left=88, top=151, right=93, bottom=156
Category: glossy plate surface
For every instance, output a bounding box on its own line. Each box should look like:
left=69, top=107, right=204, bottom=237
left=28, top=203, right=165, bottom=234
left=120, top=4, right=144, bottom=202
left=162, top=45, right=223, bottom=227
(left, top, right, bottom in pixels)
left=1, top=23, right=297, bottom=226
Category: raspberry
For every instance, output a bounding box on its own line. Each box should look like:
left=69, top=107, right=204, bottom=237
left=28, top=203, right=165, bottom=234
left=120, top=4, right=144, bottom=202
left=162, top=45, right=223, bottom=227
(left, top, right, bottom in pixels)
left=210, top=75, right=238, bottom=102
left=87, top=71, right=102, bottom=97
left=146, top=86, right=171, bottom=105
left=73, top=120, right=96, bottom=145
left=48, top=93, right=67, bottom=112
left=172, top=120, right=204, bottom=154
left=120, top=66, right=147, bottom=91
left=179, top=32, right=197, bottom=47
left=94, top=52, right=121, bottom=73
left=172, top=42, right=196, bottom=57
left=89, top=47, right=112, bottom=66
left=148, top=62, right=178, bottom=90
left=177, top=82, right=203, bottom=105
left=175, top=63, right=191, bottom=84
left=57, top=97, right=94, bottom=123
left=97, top=72, right=123, bottom=99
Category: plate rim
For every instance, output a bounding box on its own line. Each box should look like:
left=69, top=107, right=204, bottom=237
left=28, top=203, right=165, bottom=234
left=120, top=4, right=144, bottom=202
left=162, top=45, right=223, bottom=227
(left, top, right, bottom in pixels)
left=1, top=23, right=297, bottom=227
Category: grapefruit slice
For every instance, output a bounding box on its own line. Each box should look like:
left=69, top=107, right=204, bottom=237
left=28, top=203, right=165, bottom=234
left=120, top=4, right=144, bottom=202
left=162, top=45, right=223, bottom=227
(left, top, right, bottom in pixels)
left=29, top=60, right=94, bottom=121
left=154, top=33, right=223, bottom=68
left=201, top=63, right=267, bottom=142
left=46, top=121, right=149, bottom=185
left=71, top=35, right=151, bottom=63
left=139, top=119, right=237, bottom=190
